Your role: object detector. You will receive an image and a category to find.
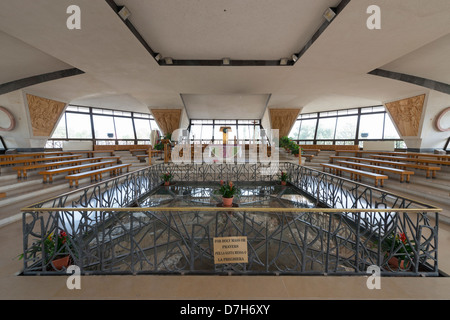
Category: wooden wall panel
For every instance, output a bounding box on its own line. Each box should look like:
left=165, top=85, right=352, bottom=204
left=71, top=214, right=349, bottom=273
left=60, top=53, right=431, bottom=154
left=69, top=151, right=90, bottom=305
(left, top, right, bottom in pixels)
left=384, top=94, right=425, bottom=137
left=26, top=94, right=66, bottom=137
left=269, top=108, right=301, bottom=138
left=151, top=109, right=182, bottom=135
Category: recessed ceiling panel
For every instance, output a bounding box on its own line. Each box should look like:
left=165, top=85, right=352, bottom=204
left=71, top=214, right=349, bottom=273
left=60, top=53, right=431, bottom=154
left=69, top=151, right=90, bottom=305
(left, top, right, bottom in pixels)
left=181, top=94, right=270, bottom=119
left=120, top=0, right=341, bottom=60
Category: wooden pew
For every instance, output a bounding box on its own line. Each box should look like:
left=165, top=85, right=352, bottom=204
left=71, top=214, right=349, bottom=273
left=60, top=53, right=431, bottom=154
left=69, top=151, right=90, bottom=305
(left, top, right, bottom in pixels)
left=370, top=155, right=450, bottom=166
left=0, top=155, right=83, bottom=175
left=70, top=150, right=115, bottom=158
left=321, top=163, right=388, bottom=187
left=0, top=151, right=73, bottom=162
left=11, top=157, right=107, bottom=179
left=336, top=160, right=414, bottom=183
left=65, top=164, right=131, bottom=188
left=302, top=149, right=321, bottom=156
left=39, top=160, right=117, bottom=183
left=330, top=156, right=441, bottom=179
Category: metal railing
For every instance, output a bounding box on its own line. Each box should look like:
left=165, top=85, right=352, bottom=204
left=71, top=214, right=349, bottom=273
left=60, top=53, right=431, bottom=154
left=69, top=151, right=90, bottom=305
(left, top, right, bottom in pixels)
left=21, top=163, right=440, bottom=276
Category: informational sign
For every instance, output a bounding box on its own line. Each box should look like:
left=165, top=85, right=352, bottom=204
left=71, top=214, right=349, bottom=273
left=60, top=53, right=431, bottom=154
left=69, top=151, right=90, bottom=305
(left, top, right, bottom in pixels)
left=213, top=236, right=248, bottom=264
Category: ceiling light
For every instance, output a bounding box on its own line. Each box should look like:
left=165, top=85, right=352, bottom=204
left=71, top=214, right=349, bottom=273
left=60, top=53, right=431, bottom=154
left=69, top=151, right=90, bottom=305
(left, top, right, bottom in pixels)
left=280, top=58, right=289, bottom=65
left=118, top=6, right=131, bottom=20
left=323, top=7, right=336, bottom=22
left=222, top=58, right=231, bottom=65
left=164, top=57, right=173, bottom=65
left=154, top=53, right=162, bottom=61
left=291, top=54, right=298, bottom=62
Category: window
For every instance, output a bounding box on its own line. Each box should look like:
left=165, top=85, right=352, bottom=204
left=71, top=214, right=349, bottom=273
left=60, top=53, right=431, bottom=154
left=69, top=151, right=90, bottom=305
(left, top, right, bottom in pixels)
left=93, top=115, right=115, bottom=139
left=134, top=119, right=151, bottom=139
left=335, top=116, right=358, bottom=139
left=52, top=114, right=67, bottom=138
left=383, top=115, right=400, bottom=139
left=288, top=121, right=301, bottom=140
left=316, top=118, right=336, bottom=140
left=298, top=119, right=317, bottom=140
left=66, top=113, right=92, bottom=138
left=359, top=113, right=384, bottom=139
left=114, top=117, right=134, bottom=139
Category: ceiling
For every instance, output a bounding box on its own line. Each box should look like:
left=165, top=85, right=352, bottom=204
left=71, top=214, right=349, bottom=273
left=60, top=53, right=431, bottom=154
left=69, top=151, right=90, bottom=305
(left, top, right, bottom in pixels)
left=0, top=0, right=449, bottom=119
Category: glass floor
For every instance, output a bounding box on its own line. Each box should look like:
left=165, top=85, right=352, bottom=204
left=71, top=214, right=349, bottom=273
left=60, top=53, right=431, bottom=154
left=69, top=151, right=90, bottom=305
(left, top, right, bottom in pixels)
left=137, top=181, right=316, bottom=209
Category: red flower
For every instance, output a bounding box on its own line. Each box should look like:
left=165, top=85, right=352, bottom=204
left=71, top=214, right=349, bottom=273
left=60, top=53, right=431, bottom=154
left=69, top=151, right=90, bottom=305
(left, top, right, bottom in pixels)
left=220, top=180, right=224, bottom=185
left=399, top=233, right=407, bottom=244
left=229, top=181, right=233, bottom=188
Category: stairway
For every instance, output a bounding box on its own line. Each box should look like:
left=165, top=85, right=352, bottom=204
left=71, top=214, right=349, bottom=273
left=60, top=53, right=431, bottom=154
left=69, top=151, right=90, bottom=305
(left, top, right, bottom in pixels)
left=303, top=150, right=334, bottom=170
left=114, top=150, right=149, bottom=171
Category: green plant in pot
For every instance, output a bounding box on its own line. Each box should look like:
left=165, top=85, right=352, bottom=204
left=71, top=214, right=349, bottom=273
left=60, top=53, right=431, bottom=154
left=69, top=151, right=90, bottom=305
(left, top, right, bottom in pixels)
left=279, top=136, right=290, bottom=149
left=214, top=180, right=240, bottom=207
left=19, top=230, right=74, bottom=271
left=279, top=171, right=289, bottom=186
left=161, top=171, right=174, bottom=186
left=381, top=232, right=415, bottom=270
left=291, top=144, right=300, bottom=157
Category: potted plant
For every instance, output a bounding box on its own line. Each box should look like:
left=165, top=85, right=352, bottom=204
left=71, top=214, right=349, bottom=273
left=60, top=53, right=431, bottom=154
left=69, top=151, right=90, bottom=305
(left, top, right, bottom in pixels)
left=291, top=144, right=300, bottom=157
left=279, top=136, right=290, bottom=149
left=279, top=171, right=289, bottom=186
left=161, top=171, right=173, bottom=186
left=19, top=230, right=74, bottom=271
left=381, top=232, right=415, bottom=270
left=214, top=180, right=240, bottom=207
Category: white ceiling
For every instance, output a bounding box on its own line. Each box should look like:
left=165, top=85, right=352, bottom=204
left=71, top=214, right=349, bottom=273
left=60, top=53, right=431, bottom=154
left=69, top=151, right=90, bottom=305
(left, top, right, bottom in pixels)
left=120, top=0, right=341, bottom=60
left=0, top=0, right=449, bottom=119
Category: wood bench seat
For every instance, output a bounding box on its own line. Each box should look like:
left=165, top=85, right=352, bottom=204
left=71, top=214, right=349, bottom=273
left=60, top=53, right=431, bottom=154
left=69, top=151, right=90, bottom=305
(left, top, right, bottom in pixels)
left=321, top=163, right=388, bottom=187
left=330, top=156, right=441, bottom=178
left=12, top=157, right=106, bottom=179
left=336, top=160, right=414, bottom=183
left=370, top=155, right=450, bottom=166
left=302, top=154, right=314, bottom=161
left=65, top=164, right=131, bottom=188
left=39, top=160, right=117, bottom=183
left=301, top=149, right=320, bottom=156
left=0, top=154, right=82, bottom=167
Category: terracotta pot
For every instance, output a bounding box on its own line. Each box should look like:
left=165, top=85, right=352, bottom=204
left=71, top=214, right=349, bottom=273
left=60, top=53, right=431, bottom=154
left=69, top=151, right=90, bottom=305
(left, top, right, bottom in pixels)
left=388, top=257, right=411, bottom=270
left=294, top=153, right=299, bottom=157
left=281, top=181, right=287, bottom=186
left=222, top=196, right=233, bottom=207
left=164, top=181, right=170, bottom=186
left=52, top=255, right=70, bottom=270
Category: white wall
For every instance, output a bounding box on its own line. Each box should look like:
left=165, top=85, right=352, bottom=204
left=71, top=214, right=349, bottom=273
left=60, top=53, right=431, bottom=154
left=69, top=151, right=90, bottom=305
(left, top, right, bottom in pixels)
left=0, top=90, right=44, bottom=149
left=419, top=90, right=450, bottom=150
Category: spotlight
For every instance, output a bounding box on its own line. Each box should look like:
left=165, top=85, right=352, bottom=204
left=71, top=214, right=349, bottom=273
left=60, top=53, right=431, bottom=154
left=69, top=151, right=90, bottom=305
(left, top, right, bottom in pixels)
left=291, top=54, right=298, bottom=62
left=222, top=58, right=231, bottom=65
left=280, top=58, right=289, bottom=65
left=118, top=6, right=131, bottom=20
left=164, top=57, right=173, bottom=65
left=323, top=7, right=336, bottom=22
left=154, top=53, right=162, bottom=61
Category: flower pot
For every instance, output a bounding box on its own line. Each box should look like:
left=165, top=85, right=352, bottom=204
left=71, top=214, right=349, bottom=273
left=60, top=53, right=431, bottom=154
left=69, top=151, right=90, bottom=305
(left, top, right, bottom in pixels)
left=388, top=257, right=411, bottom=270
left=281, top=181, right=286, bottom=186
left=294, top=153, right=299, bottom=157
left=164, top=181, right=170, bottom=186
left=222, top=196, right=234, bottom=207
left=52, top=255, right=70, bottom=271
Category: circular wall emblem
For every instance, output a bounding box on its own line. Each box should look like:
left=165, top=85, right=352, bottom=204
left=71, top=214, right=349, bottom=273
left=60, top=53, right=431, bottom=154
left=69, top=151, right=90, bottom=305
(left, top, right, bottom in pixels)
left=435, top=107, right=450, bottom=132
left=0, top=106, right=16, bottom=131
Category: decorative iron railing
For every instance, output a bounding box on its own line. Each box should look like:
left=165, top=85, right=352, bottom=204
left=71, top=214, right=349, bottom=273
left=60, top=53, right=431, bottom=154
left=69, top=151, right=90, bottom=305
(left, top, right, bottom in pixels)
left=21, top=163, right=440, bottom=276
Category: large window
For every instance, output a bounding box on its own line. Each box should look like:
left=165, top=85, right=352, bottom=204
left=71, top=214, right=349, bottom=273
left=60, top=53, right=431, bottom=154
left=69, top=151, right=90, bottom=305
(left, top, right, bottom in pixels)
left=188, top=119, right=261, bottom=143
left=49, top=105, right=161, bottom=144
left=288, top=105, right=404, bottom=147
